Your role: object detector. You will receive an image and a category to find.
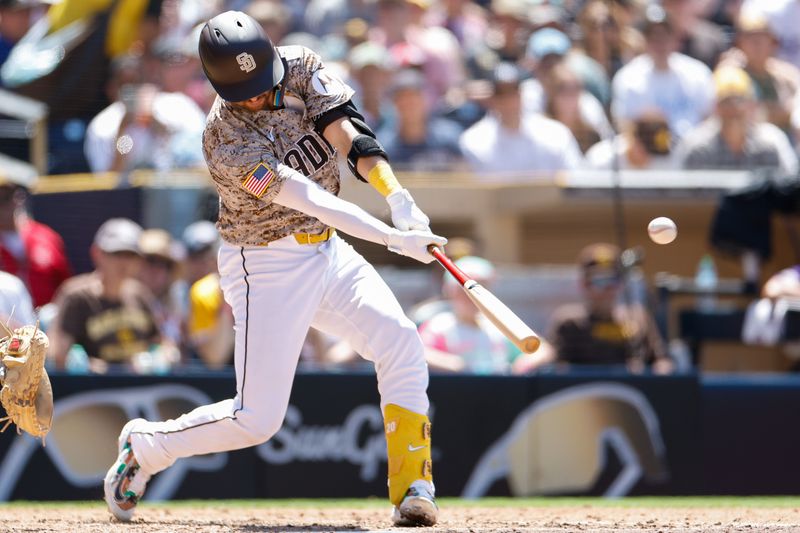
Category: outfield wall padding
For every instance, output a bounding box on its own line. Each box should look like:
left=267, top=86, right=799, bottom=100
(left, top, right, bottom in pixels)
left=0, top=371, right=797, bottom=500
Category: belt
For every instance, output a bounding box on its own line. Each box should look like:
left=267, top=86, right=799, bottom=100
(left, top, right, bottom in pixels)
left=293, top=227, right=335, bottom=245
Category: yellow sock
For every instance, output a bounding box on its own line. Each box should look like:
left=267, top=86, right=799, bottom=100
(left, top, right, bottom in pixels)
left=384, top=403, right=433, bottom=506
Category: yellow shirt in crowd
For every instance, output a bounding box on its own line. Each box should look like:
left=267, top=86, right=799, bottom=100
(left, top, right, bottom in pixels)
left=189, top=273, right=223, bottom=335
left=47, top=0, right=148, bottom=57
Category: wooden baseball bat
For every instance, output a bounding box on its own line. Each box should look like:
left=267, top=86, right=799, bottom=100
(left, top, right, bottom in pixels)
left=428, top=246, right=541, bottom=354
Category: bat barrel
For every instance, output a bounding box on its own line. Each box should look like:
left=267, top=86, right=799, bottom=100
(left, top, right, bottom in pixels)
left=521, top=336, right=541, bottom=354
left=428, top=246, right=542, bottom=354
left=464, top=283, right=541, bottom=354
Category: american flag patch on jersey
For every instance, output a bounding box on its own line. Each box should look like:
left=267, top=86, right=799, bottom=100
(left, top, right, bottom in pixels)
left=241, top=162, right=276, bottom=198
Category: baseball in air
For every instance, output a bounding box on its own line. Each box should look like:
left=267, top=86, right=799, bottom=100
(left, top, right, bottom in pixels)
left=648, top=217, right=677, bottom=244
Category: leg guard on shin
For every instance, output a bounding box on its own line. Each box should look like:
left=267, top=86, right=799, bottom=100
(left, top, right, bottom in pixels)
left=384, top=403, right=433, bottom=506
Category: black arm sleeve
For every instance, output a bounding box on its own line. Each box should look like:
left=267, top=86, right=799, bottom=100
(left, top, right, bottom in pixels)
left=313, top=102, right=353, bottom=136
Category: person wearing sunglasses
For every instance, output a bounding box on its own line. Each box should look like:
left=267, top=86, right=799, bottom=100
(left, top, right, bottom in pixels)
left=545, top=243, right=673, bottom=374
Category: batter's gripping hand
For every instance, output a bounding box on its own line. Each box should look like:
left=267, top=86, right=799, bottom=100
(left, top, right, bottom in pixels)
left=385, top=229, right=447, bottom=264
left=386, top=189, right=430, bottom=231
left=0, top=324, right=53, bottom=443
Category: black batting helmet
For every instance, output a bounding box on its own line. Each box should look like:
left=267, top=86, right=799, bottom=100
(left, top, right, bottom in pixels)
left=198, top=11, right=285, bottom=102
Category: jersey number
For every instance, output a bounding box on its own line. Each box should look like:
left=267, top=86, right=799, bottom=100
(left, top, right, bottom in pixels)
left=283, top=134, right=329, bottom=176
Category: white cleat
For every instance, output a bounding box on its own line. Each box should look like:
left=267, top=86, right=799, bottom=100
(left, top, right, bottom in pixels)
left=391, top=480, right=438, bottom=527
left=103, top=418, right=150, bottom=522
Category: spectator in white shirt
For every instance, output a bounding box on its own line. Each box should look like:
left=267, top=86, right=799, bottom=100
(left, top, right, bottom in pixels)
left=83, top=51, right=206, bottom=173
left=611, top=5, right=714, bottom=140
left=0, top=271, right=36, bottom=329
left=459, top=62, right=582, bottom=180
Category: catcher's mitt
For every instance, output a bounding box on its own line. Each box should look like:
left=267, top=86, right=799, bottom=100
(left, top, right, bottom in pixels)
left=0, top=323, right=53, bottom=444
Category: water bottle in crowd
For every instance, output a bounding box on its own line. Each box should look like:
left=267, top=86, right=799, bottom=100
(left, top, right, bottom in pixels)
left=695, top=254, right=718, bottom=312
left=65, top=344, right=90, bottom=374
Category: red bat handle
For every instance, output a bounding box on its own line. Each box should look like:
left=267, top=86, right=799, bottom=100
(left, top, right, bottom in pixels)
left=428, top=245, right=471, bottom=286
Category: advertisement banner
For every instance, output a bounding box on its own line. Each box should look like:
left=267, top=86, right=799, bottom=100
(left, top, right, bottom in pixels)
left=1, top=372, right=798, bottom=500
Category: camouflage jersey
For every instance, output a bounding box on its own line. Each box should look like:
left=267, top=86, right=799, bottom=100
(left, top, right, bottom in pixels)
left=202, top=45, right=355, bottom=246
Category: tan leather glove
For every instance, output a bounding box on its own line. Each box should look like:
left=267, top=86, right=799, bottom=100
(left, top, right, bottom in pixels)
left=0, top=324, right=53, bottom=444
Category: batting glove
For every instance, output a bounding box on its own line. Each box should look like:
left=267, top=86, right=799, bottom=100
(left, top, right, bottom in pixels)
left=386, top=189, right=430, bottom=231
left=384, top=229, right=447, bottom=264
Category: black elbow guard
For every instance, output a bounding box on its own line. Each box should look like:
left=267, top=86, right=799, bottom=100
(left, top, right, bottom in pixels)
left=348, top=134, right=388, bottom=182
left=317, top=100, right=388, bottom=182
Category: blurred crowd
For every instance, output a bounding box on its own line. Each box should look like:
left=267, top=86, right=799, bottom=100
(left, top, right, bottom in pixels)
left=1, top=0, right=800, bottom=375
left=0, top=0, right=800, bottom=175
left=0, top=196, right=685, bottom=375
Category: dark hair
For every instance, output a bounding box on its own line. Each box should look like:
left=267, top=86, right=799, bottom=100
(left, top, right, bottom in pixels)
left=543, top=63, right=600, bottom=153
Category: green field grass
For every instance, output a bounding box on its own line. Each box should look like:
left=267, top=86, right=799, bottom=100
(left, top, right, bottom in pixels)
left=3, top=496, right=800, bottom=509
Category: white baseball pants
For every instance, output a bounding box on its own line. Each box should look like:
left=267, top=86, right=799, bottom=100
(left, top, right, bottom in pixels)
left=129, top=234, right=430, bottom=475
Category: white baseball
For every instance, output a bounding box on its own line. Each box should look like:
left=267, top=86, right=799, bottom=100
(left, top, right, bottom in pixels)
left=648, top=217, right=677, bottom=244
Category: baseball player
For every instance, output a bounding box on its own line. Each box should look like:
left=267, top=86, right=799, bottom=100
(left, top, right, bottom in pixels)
left=104, top=10, right=445, bottom=527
